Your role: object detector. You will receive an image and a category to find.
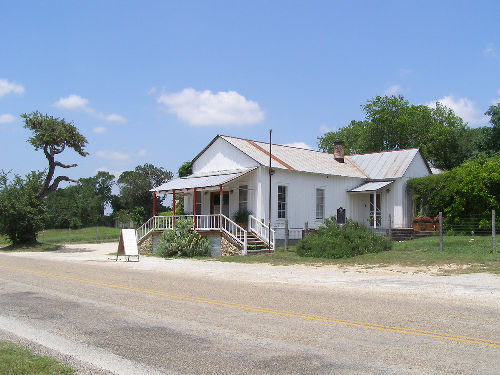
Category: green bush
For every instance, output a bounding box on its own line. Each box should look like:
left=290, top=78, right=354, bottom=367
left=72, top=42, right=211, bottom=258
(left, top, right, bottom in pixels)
left=156, top=218, right=210, bottom=257
left=296, top=218, right=391, bottom=259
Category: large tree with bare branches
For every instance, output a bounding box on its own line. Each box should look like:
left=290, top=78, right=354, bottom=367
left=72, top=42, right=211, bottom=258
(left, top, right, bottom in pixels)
left=22, top=111, right=88, bottom=199
left=0, top=112, right=87, bottom=244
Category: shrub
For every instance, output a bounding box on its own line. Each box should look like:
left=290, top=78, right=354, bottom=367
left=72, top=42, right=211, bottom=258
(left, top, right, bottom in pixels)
left=296, top=218, right=391, bottom=259
left=156, top=218, right=210, bottom=257
left=233, top=208, right=252, bottom=224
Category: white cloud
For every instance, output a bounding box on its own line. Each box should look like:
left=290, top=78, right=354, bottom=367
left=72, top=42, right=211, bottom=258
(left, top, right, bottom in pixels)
left=426, top=95, right=488, bottom=126
left=97, top=113, right=126, bottom=123
left=157, top=88, right=265, bottom=126
left=147, top=87, right=157, bottom=95
left=54, top=94, right=126, bottom=123
left=95, top=149, right=147, bottom=165
left=383, top=84, right=401, bottom=96
left=0, top=114, right=17, bottom=124
left=319, top=124, right=331, bottom=134
left=284, top=142, right=313, bottom=150
left=54, top=94, right=89, bottom=110
left=0, top=79, right=25, bottom=97
left=483, top=45, right=496, bottom=57
left=93, top=127, right=107, bottom=134
left=491, top=89, right=500, bottom=105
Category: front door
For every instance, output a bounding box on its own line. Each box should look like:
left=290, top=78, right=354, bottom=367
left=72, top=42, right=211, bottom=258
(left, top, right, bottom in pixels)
left=210, top=192, right=229, bottom=216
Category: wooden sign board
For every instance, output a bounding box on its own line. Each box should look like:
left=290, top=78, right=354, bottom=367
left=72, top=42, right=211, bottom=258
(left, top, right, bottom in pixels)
left=116, top=229, right=139, bottom=262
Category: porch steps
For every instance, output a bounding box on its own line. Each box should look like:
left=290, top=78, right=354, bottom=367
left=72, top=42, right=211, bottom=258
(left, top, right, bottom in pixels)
left=246, top=232, right=271, bottom=254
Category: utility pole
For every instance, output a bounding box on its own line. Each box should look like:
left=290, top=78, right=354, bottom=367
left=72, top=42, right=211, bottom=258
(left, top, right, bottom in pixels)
left=268, top=129, right=272, bottom=253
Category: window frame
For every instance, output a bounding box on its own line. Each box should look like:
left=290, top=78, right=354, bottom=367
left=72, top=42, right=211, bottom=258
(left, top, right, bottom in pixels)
left=277, top=185, right=287, bottom=219
left=315, top=188, right=325, bottom=220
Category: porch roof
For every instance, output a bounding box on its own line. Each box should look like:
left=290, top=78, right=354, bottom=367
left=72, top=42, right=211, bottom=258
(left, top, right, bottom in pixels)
left=151, top=168, right=256, bottom=194
left=348, top=180, right=393, bottom=192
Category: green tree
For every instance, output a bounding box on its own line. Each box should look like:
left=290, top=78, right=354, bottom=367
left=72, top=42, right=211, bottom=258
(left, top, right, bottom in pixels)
left=407, top=154, right=500, bottom=227
left=177, top=161, right=193, bottom=177
left=317, top=95, right=473, bottom=170
left=116, top=163, right=173, bottom=218
left=485, top=103, right=500, bottom=153
left=22, top=111, right=88, bottom=199
left=45, top=171, right=114, bottom=228
left=0, top=172, right=47, bottom=244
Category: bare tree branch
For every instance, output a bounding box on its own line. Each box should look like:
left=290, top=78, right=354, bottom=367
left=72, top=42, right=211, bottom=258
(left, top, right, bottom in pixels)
left=38, top=175, right=79, bottom=199
left=54, top=161, right=78, bottom=169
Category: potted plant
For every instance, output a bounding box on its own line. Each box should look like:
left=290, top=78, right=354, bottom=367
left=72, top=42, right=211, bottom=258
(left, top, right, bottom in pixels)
left=412, top=217, right=422, bottom=232
left=422, top=216, right=433, bottom=231
left=233, top=208, right=252, bottom=229
left=433, top=215, right=440, bottom=231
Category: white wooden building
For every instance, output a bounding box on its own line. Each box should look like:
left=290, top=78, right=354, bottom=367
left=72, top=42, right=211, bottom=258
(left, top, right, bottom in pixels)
left=138, top=135, right=431, bottom=254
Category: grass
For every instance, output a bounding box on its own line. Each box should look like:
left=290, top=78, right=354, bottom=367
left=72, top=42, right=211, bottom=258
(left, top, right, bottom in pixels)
left=36, top=226, right=121, bottom=244
left=217, top=235, right=500, bottom=274
left=0, top=227, right=121, bottom=251
left=0, top=341, right=74, bottom=375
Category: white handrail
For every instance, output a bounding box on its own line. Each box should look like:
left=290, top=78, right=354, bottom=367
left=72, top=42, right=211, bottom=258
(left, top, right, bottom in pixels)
left=248, top=215, right=275, bottom=251
left=219, top=214, right=247, bottom=254
left=136, top=214, right=249, bottom=254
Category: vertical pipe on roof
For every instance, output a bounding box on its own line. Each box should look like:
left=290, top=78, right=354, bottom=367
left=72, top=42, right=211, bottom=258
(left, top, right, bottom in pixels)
left=268, top=129, right=272, bottom=253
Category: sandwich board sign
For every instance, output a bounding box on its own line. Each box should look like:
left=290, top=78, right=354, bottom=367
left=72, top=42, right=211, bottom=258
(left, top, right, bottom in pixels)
left=116, top=229, right=139, bottom=262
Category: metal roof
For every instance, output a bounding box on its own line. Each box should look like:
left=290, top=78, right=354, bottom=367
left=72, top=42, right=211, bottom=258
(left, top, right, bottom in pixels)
left=346, top=149, right=419, bottom=179
left=348, top=180, right=393, bottom=192
left=151, top=168, right=255, bottom=193
left=220, top=135, right=368, bottom=178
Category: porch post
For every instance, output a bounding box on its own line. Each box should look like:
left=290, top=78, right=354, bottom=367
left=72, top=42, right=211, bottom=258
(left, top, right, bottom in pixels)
left=172, top=190, right=176, bottom=227
left=193, top=188, right=197, bottom=230
left=219, top=185, right=223, bottom=215
left=153, top=191, right=157, bottom=217
left=373, top=191, right=377, bottom=229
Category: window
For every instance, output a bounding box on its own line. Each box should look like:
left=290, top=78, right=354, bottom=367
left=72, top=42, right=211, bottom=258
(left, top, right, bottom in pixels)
left=316, top=188, right=325, bottom=219
left=195, top=191, right=202, bottom=214
left=239, top=185, right=248, bottom=211
left=277, top=185, right=287, bottom=219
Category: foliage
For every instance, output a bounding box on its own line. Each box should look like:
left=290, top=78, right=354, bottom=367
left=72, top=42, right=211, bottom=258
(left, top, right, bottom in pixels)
left=45, top=171, right=114, bottom=228
left=156, top=218, right=210, bottom=257
left=0, top=341, right=74, bottom=375
left=233, top=208, right=252, bottom=224
left=0, top=171, right=47, bottom=244
left=178, top=161, right=193, bottom=177
left=112, top=207, right=145, bottom=228
left=22, top=111, right=88, bottom=199
left=318, top=95, right=473, bottom=170
left=296, top=218, right=390, bottom=259
left=407, top=154, right=500, bottom=229
left=115, top=163, right=172, bottom=218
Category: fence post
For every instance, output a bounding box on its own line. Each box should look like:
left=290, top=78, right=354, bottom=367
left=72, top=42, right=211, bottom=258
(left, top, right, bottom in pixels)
left=439, top=211, right=443, bottom=251
left=304, top=221, right=309, bottom=238
left=388, top=214, right=392, bottom=241
left=68, top=227, right=71, bottom=243
left=284, top=218, right=289, bottom=251
left=493, top=210, right=497, bottom=253
left=96, top=225, right=99, bottom=243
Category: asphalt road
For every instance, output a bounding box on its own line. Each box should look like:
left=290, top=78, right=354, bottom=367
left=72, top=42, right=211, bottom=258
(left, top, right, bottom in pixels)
left=0, top=250, right=499, bottom=374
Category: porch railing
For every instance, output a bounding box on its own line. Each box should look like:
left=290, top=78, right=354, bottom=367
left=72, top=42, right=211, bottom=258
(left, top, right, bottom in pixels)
left=135, top=214, right=248, bottom=254
left=249, top=215, right=275, bottom=251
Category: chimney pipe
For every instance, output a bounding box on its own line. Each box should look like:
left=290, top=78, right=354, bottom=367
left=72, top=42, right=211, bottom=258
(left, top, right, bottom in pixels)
left=333, top=141, right=344, bottom=163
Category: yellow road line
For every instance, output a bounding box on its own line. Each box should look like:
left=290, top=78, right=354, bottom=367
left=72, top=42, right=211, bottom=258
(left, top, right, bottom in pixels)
left=1, top=264, right=499, bottom=349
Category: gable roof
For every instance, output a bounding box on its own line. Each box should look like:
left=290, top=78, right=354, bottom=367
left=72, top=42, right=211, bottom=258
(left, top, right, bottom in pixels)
left=346, top=148, right=423, bottom=179
left=218, top=135, right=368, bottom=178
left=192, top=135, right=426, bottom=180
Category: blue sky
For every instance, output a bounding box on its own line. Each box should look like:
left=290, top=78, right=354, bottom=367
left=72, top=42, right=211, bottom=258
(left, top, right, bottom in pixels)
left=1, top=1, right=499, bottom=182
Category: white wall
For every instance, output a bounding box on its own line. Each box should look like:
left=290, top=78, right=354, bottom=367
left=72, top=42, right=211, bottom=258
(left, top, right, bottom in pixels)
left=252, top=167, right=363, bottom=234
left=393, top=152, right=430, bottom=227
left=193, top=137, right=259, bottom=174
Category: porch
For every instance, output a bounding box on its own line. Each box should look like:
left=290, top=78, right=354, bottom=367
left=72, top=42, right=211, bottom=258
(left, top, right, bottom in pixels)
left=135, top=214, right=275, bottom=255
